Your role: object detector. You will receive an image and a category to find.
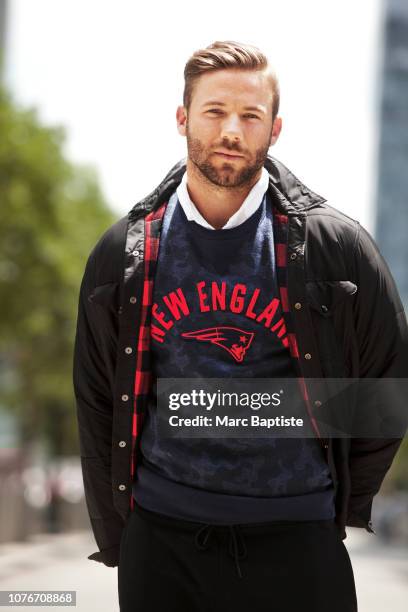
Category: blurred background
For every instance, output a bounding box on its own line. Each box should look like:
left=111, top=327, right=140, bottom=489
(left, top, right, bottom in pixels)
left=0, top=0, right=407, bottom=610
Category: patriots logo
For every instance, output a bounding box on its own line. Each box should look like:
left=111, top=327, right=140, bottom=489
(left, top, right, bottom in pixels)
left=181, top=326, right=255, bottom=363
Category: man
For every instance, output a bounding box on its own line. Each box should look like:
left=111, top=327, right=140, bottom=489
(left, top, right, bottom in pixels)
left=73, top=41, right=408, bottom=611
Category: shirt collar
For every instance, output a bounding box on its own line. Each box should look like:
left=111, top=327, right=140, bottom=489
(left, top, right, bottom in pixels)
left=176, top=166, right=270, bottom=230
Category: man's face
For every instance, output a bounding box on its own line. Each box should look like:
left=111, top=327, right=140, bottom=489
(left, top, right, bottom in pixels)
left=177, top=69, right=281, bottom=188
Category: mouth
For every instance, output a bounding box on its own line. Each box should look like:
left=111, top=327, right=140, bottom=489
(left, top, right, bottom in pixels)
left=213, top=151, right=244, bottom=160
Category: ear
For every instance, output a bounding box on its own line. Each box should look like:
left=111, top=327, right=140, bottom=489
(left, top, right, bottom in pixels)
left=176, top=105, right=187, bottom=137
left=270, top=116, right=282, bottom=147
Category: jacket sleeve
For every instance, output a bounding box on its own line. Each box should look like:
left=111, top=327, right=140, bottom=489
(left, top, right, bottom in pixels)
left=347, top=222, right=408, bottom=531
left=73, top=249, right=125, bottom=567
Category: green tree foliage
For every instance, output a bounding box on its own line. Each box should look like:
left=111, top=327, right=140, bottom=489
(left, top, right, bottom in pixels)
left=0, top=86, right=117, bottom=456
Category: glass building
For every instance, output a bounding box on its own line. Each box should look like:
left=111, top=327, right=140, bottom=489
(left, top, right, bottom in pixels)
left=375, top=0, right=408, bottom=310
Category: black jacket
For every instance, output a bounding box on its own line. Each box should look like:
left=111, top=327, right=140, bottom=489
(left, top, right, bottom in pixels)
left=73, top=155, right=408, bottom=567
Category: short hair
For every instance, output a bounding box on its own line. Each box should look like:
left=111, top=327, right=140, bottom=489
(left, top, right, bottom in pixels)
left=183, top=40, right=280, bottom=121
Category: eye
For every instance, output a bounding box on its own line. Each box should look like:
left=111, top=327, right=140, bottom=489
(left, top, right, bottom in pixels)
left=206, top=109, right=223, bottom=115
left=243, top=114, right=260, bottom=120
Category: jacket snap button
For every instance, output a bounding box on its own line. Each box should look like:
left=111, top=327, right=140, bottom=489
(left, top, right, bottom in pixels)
left=132, top=250, right=140, bottom=257
left=304, top=353, right=312, bottom=360
left=130, top=297, right=137, bottom=304
left=118, top=484, right=127, bottom=491
left=119, top=441, right=126, bottom=448
left=321, top=305, right=329, bottom=313
left=314, top=400, right=322, bottom=407
left=121, top=394, right=129, bottom=402
left=125, top=347, right=133, bottom=354
left=290, top=253, right=297, bottom=260
left=294, top=302, right=302, bottom=310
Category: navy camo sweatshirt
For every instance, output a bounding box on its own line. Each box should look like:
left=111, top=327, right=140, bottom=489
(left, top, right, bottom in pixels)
left=132, top=190, right=335, bottom=524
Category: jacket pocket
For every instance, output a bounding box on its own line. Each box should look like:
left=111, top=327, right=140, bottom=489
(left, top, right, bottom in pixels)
left=305, top=280, right=357, bottom=376
left=88, top=282, right=120, bottom=315
left=305, top=280, right=357, bottom=317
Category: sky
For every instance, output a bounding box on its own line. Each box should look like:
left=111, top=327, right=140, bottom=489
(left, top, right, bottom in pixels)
left=5, top=0, right=384, bottom=232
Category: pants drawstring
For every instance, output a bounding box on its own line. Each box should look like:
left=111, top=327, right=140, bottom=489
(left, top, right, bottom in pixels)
left=194, top=523, right=248, bottom=579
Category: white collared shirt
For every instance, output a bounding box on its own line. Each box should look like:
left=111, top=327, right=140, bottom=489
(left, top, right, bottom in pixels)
left=176, top=166, right=270, bottom=230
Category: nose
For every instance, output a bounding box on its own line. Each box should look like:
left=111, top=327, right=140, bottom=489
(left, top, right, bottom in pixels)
left=220, top=113, right=243, bottom=144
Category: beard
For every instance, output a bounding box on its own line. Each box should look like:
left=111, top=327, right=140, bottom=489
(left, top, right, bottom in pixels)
left=186, top=124, right=272, bottom=188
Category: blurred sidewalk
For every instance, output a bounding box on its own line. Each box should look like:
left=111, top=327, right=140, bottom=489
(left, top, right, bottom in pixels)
left=0, top=531, right=118, bottom=612
left=0, top=527, right=406, bottom=611
left=346, top=527, right=408, bottom=611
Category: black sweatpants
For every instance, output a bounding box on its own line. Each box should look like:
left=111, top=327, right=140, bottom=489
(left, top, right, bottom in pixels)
left=118, top=501, right=358, bottom=612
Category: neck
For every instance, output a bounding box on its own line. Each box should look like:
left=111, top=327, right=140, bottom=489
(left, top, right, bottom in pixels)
left=185, top=158, right=262, bottom=229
